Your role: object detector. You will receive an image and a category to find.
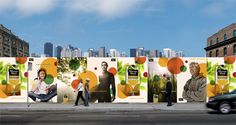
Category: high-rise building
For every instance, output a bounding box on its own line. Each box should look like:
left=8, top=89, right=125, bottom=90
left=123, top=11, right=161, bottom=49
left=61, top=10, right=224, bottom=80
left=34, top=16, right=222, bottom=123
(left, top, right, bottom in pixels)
left=61, top=45, right=74, bottom=58
left=94, top=51, right=99, bottom=57
left=99, top=46, right=105, bottom=57
left=171, top=50, right=176, bottom=57
left=110, top=49, right=117, bottom=57
left=88, top=48, right=94, bottom=57
left=149, top=50, right=158, bottom=57
left=176, top=51, right=184, bottom=57
left=205, top=23, right=236, bottom=57
left=163, top=48, right=172, bottom=58
left=137, top=47, right=144, bottom=57
left=54, top=46, right=62, bottom=58
left=44, top=42, right=53, bottom=57
left=0, top=24, right=29, bottom=57
left=72, top=48, right=82, bottom=57
left=130, top=48, right=136, bottom=57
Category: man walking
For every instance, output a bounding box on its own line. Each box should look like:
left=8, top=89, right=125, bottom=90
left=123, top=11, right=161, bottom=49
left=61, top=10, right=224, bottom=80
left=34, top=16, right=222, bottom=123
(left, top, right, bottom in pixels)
left=74, top=79, right=85, bottom=106
left=84, top=78, right=90, bottom=106
left=166, top=75, right=172, bottom=106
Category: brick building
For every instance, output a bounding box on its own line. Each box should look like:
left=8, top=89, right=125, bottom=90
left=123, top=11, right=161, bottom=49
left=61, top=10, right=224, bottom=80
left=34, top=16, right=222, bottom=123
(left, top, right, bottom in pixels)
left=0, top=24, right=29, bottom=57
left=205, top=23, right=236, bottom=57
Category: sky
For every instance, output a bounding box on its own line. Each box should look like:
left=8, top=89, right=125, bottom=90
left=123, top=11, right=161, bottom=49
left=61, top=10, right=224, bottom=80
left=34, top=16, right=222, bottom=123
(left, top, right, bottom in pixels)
left=1, top=0, right=236, bottom=57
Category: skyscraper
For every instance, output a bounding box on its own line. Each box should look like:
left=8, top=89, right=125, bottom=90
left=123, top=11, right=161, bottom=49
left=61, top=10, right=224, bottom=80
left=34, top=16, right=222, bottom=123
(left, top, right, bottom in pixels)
left=44, top=42, right=53, bottom=57
left=110, top=49, right=117, bottom=57
left=149, top=50, right=158, bottom=57
left=163, top=48, right=172, bottom=58
left=61, top=45, right=74, bottom=58
left=72, top=48, right=82, bottom=57
left=130, top=48, right=137, bottom=57
left=99, top=46, right=105, bottom=57
left=88, top=48, right=94, bottom=57
left=54, top=46, right=62, bottom=58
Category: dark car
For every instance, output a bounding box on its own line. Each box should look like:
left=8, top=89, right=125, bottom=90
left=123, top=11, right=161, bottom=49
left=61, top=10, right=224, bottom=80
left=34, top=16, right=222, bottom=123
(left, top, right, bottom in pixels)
left=206, top=89, right=236, bottom=114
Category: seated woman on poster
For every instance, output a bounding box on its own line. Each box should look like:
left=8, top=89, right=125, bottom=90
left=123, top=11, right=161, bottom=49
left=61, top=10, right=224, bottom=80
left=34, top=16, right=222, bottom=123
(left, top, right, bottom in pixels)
left=28, top=68, right=56, bottom=102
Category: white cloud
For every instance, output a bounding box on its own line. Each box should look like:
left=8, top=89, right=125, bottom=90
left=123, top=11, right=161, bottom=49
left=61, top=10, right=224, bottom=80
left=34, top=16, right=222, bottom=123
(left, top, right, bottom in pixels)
left=0, top=0, right=164, bottom=19
left=202, top=0, right=236, bottom=17
left=0, top=0, right=55, bottom=16
left=65, top=0, right=145, bottom=19
left=16, top=0, right=55, bottom=16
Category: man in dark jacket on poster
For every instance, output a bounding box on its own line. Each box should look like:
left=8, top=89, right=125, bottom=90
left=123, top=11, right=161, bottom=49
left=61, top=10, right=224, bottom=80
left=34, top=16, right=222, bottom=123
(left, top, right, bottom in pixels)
left=165, top=75, right=172, bottom=106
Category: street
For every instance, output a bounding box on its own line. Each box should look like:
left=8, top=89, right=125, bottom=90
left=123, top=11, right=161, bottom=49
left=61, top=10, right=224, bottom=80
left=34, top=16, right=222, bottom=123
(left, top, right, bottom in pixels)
left=0, top=110, right=235, bottom=125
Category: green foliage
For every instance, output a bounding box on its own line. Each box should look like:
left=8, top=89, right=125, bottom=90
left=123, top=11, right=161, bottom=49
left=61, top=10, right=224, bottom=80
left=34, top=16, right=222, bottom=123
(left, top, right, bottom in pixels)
left=69, top=58, right=81, bottom=71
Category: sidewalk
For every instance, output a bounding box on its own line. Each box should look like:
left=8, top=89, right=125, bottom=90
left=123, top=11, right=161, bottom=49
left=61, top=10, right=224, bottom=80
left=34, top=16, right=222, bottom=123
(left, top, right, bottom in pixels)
left=0, top=103, right=207, bottom=112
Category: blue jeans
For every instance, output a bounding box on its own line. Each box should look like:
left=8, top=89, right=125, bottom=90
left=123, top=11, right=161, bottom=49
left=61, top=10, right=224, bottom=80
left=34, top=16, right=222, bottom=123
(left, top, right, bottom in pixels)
left=28, top=91, right=57, bottom=102
left=84, top=91, right=90, bottom=106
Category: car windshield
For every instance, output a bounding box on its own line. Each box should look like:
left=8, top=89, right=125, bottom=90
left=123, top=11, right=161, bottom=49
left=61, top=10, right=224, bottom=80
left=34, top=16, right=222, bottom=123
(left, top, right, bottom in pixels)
left=230, top=89, right=236, bottom=94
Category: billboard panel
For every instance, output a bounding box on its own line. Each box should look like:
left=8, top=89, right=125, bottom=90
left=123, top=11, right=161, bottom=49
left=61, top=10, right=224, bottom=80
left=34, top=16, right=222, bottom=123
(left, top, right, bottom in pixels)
left=206, top=57, right=236, bottom=100
left=28, top=58, right=57, bottom=103
left=0, top=57, right=28, bottom=102
left=148, top=58, right=177, bottom=103
left=57, top=57, right=87, bottom=104
left=116, top=57, right=148, bottom=103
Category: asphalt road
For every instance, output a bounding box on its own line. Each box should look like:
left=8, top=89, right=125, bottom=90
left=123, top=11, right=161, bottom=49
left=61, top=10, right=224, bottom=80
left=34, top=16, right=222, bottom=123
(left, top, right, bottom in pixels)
left=0, top=110, right=235, bottom=125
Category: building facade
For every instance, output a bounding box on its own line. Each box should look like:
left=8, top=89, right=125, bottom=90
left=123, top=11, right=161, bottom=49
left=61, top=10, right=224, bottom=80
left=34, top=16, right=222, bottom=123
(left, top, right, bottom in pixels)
left=0, top=24, right=29, bottom=57
left=99, top=46, right=105, bottom=57
left=44, top=42, right=53, bottom=57
left=205, top=23, right=236, bottom=57
left=130, top=48, right=136, bottom=57
left=55, top=46, right=63, bottom=58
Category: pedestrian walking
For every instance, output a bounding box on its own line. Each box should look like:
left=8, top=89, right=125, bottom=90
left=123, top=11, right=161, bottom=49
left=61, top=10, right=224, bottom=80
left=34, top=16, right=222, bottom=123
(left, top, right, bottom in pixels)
left=165, top=75, right=172, bottom=106
left=74, top=79, right=85, bottom=106
left=84, top=78, right=90, bottom=106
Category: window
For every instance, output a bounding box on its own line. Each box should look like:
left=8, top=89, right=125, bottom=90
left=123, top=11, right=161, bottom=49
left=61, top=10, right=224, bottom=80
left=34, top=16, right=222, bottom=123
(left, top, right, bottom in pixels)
left=209, top=51, right=212, bottom=57
left=210, top=40, right=213, bottom=46
left=223, top=47, right=227, bottom=56
left=224, top=34, right=227, bottom=41
left=234, top=44, right=236, bottom=55
left=216, top=38, right=219, bottom=43
left=216, top=49, right=219, bottom=57
left=233, top=30, right=236, bottom=37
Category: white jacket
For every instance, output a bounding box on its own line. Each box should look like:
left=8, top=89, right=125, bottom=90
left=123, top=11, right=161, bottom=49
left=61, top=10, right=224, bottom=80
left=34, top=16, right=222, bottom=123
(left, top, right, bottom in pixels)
left=77, top=82, right=83, bottom=92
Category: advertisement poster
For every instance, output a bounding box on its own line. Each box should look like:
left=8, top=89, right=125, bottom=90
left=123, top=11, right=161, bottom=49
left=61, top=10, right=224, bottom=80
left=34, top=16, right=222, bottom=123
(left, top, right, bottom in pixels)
left=57, top=58, right=87, bottom=104
left=177, top=58, right=206, bottom=103
left=87, top=58, right=117, bottom=103
left=206, top=57, right=236, bottom=100
left=28, top=58, right=57, bottom=103
left=0, top=57, right=28, bottom=102
left=116, top=57, right=148, bottom=103
left=148, top=58, right=177, bottom=103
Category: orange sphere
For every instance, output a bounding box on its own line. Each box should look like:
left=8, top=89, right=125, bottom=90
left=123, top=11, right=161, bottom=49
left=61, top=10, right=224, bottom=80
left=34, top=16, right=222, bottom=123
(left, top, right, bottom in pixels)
left=167, top=57, right=184, bottom=74
left=16, top=57, right=27, bottom=64
left=135, top=57, right=146, bottom=64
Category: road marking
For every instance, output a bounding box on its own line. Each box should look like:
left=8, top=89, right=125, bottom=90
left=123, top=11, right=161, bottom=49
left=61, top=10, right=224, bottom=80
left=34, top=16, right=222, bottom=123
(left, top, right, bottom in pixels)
left=67, top=114, right=140, bottom=118
left=0, top=115, right=21, bottom=117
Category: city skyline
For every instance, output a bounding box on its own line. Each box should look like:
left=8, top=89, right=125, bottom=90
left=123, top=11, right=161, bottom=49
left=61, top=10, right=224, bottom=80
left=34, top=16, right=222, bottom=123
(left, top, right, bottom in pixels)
left=1, top=0, right=236, bottom=57
left=42, top=42, right=183, bottom=57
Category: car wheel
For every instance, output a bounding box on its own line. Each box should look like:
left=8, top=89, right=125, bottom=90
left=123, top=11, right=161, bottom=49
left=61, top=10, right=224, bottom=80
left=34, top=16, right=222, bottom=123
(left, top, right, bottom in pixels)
left=219, top=101, right=231, bottom=114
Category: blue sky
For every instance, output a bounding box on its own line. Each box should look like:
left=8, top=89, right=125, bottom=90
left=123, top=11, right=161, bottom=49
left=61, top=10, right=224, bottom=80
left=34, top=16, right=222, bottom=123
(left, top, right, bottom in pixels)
left=1, top=0, right=236, bottom=56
